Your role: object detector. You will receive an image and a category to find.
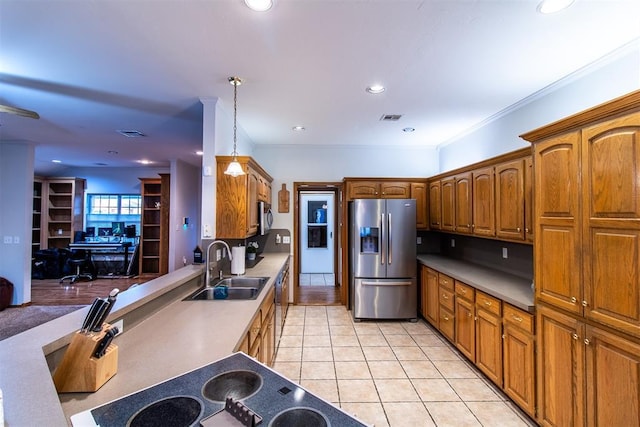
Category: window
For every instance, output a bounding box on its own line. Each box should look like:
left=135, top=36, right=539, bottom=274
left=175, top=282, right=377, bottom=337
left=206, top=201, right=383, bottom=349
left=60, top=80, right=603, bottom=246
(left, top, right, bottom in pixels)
left=85, top=194, right=141, bottom=238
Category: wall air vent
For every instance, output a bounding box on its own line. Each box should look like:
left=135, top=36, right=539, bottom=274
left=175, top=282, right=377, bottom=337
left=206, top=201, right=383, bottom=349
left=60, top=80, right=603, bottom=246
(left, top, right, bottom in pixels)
left=117, top=129, right=145, bottom=138
left=380, top=114, right=402, bottom=121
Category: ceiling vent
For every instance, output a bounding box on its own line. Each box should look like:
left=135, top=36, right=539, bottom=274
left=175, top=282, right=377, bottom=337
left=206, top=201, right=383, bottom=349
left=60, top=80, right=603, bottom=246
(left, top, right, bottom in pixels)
left=117, top=129, right=145, bottom=138
left=380, top=114, right=402, bottom=121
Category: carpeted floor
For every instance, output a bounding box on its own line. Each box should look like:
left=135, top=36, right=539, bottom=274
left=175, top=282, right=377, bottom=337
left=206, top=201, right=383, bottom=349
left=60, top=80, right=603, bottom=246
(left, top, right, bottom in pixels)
left=0, top=305, right=86, bottom=341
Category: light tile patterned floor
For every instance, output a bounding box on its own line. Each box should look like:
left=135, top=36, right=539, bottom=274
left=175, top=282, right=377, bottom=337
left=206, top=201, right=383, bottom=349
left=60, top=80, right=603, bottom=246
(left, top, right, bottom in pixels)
left=272, top=305, right=536, bottom=427
left=299, top=273, right=336, bottom=286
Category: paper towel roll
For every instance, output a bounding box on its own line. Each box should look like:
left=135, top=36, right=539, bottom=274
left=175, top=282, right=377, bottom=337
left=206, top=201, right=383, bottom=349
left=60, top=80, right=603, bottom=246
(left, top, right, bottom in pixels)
left=231, top=246, right=246, bottom=275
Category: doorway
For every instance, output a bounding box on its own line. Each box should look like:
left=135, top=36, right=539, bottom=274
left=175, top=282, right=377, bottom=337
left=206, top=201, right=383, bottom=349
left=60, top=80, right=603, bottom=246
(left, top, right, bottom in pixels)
left=294, top=183, right=342, bottom=305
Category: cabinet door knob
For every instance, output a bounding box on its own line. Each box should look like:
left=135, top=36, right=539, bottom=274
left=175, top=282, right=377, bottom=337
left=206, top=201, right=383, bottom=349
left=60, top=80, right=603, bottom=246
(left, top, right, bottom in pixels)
left=443, top=315, right=449, bottom=321
left=525, top=228, right=530, bottom=233
left=582, top=300, right=588, bottom=307
left=517, top=227, right=521, bottom=232
left=572, top=333, right=579, bottom=340
left=442, top=294, right=448, bottom=300
left=584, top=338, right=590, bottom=345
left=467, top=312, right=472, bottom=318
left=571, top=296, right=577, bottom=304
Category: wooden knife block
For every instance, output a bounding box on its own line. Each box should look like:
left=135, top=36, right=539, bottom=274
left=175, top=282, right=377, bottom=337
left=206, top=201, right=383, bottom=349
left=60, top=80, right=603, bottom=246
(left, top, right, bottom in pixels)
left=53, top=325, right=118, bottom=393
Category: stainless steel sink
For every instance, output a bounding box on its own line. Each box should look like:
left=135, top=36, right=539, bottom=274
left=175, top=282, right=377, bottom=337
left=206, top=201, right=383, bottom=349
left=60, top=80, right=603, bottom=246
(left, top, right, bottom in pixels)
left=214, top=276, right=269, bottom=288
left=186, top=276, right=270, bottom=301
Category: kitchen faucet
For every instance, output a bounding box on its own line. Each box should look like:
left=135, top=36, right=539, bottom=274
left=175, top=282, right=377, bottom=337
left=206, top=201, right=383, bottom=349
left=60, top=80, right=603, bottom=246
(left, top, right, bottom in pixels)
left=205, top=240, right=233, bottom=287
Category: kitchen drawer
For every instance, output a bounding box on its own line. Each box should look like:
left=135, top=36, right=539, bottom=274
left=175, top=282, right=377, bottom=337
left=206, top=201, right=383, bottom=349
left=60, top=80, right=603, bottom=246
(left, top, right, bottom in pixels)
left=439, top=288, right=455, bottom=312
left=476, top=291, right=501, bottom=316
left=438, top=273, right=454, bottom=291
left=439, top=306, right=455, bottom=341
left=503, top=303, right=533, bottom=334
left=455, top=280, right=475, bottom=302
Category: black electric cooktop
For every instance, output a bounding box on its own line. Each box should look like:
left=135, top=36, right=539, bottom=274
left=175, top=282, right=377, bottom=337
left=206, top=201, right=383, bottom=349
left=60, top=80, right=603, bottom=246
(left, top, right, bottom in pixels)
left=71, top=352, right=369, bottom=427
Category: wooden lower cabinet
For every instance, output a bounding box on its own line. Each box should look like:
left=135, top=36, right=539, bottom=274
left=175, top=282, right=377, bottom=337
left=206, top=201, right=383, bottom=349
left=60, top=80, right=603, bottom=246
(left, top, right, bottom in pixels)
left=454, top=281, right=475, bottom=362
left=503, top=304, right=535, bottom=418
left=236, top=287, right=276, bottom=366
left=420, top=266, right=439, bottom=326
left=537, top=304, right=640, bottom=427
left=475, top=291, right=503, bottom=386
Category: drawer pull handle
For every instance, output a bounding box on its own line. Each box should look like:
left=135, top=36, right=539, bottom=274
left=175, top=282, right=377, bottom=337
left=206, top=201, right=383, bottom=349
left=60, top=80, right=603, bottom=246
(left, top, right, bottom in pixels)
left=461, top=289, right=467, bottom=294
left=512, top=315, right=523, bottom=322
left=484, top=300, right=492, bottom=306
left=443, top=315, right=449, bottom=321
left=442, top=294, right=448, bottom=299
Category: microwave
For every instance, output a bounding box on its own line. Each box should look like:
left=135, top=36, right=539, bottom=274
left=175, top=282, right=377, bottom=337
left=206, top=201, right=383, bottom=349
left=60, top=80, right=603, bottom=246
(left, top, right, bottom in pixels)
left=258, top=201, right=273, bottom=235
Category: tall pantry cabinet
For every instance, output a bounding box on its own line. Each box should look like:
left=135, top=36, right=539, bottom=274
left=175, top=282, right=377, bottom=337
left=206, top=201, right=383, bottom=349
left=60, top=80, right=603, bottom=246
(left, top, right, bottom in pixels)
left=521, top=90, right=640, bottom=427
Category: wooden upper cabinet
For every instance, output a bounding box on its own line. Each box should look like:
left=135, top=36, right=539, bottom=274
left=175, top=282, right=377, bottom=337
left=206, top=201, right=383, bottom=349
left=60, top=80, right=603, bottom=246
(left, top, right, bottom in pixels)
left=380, top=181, right=411, bottom=198
left=440, top=178, right=455, bottom=232
left=534, top=132, right=583, bottom=315
left=428, top=180, right=442, bottom=229
left=411, top=182, right=428, bottom=230
left=216, top=156, right=272, bottom=239
left=524, top=156, right=533, bottom=243
left=454, top=172, right=473, bottom=234
left=346, top=180, right=410, bottom=199
left=582, top=111, right=640, bottom=337
left=495, top=159, right=525, bottom=241
left=472, top=167, right=495, bottom=237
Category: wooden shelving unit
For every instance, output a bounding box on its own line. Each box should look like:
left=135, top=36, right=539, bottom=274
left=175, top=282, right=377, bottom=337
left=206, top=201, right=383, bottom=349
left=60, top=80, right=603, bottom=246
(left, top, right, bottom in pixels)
left=39, top=178, right=85, bottom=250
left=32, top=177, right=44, bottom=256
left=139, top=174, right=170, bottom=275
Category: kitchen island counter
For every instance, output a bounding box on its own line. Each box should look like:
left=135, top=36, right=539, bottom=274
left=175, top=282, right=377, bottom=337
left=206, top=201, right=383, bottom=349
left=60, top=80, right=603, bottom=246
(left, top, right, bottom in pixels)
left=0, top=253, right=290, bottom=426
left=417, top=254, right=534, bottom=312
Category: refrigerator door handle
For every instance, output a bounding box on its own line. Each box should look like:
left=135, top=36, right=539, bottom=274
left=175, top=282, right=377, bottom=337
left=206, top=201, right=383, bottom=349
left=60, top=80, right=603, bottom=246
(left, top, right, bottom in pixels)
left=388, top=212, right=392, bottom=265
left=380, top=213, right=385, bottom=265
left=361, top=281, right=413, bottom=286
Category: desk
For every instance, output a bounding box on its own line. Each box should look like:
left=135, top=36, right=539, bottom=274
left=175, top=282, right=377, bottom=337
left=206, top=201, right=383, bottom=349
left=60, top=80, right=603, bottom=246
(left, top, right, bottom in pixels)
left=68, top=242, right=137, bottom=277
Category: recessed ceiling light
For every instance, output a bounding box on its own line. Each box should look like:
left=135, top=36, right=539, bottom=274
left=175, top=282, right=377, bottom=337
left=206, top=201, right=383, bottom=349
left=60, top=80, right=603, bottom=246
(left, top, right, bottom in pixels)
left=402, top=127, right=415, bottom=133
left=537, top=0, right=575, bottom=14
left=52, top=159, right=61, bottom=163
left=292, top=126, right=305, bottom=131
left=366, top=84, right=386, bottom=94
left=244, top=0, right=273, bottom=12
left=196, top=150, right=204, bottom=156
left=117, top=129, right=145, bottom=138
left=137, top=159, right=152, bottom=165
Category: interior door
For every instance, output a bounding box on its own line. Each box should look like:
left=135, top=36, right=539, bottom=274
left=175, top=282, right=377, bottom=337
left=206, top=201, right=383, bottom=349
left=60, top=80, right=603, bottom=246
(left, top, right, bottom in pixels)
left=300, top=192, right=335, bottom=274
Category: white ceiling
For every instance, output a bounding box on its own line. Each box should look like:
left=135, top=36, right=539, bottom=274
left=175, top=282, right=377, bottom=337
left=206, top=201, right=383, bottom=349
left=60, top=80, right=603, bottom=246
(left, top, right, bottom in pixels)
left=1, top=0, right=639, bottom=175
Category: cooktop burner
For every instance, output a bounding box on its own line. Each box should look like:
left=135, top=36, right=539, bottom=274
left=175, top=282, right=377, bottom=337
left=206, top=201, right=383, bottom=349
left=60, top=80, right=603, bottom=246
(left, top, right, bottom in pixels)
left=202, top=370, right=262, bottom=402
left=72, top=352, right=369, bottom=427
left=128, top=396, right=203, bottom=427
left=269, top=407, right=329, bottom=427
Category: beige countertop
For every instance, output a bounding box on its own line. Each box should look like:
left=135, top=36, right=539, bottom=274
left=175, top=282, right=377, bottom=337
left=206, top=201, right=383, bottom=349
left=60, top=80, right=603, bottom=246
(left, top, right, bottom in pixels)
left=417, top=254, right=534, bottom=312
left=0, top=253, right=290, bottom=427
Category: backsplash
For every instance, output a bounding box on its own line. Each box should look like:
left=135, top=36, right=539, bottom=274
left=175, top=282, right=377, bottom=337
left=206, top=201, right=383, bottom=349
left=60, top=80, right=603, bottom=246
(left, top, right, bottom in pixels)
left=418, top=231, right=533, bottom=280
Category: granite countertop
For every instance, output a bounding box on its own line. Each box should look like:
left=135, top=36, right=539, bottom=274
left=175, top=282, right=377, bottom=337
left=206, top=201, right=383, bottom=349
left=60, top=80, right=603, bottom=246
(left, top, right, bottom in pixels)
left=0, top=253, right=290, bottom=427
left=417, top=254, right=534, bottom=313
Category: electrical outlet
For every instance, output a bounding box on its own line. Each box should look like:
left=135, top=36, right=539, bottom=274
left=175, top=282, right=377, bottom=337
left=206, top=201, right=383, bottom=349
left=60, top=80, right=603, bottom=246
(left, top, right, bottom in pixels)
left=282, top=236, right=291, bottom=244
left=112, top=319, right=124, bottom=335
left=502, top=247, right=508, bottom=259
left=451, top=238, right=455, bottom=247
left=203, top=224, right=212, bottom=237
left=3, top=236, right=11, bottom=244
left=416, top=236, right=422, bottom=244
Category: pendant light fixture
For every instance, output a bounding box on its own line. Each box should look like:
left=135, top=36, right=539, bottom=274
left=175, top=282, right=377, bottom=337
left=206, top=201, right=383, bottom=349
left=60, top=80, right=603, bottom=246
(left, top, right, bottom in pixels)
left=224, top=76, right=246, bottom=177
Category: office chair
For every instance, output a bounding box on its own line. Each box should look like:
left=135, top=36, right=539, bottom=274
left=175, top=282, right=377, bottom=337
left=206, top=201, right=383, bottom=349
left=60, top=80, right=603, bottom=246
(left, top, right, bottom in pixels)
left=59, top=249, right=93, bottom=284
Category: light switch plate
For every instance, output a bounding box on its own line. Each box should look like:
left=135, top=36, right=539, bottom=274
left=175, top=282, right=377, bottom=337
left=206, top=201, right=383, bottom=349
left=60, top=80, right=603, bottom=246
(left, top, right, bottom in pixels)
left=502, top=247, right=508, bottom=259
left=282, top=236, right=291, bottom=244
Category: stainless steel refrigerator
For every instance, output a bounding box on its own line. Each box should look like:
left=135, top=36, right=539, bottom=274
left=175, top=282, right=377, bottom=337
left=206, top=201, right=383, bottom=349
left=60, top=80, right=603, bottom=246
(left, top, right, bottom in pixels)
left=350, top=198, right=417, bottom=321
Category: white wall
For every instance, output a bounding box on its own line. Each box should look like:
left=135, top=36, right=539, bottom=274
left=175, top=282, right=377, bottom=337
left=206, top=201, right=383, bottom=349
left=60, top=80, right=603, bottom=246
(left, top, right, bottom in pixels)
left=0, top=142, right=34, bottom=304
left=438, top=42, right=640, bottom=172
left=55, top=166, right=170, bottom=194
left=254, top=144, right=439, bottom=232
left=169, top=159, right=201, bottom=271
